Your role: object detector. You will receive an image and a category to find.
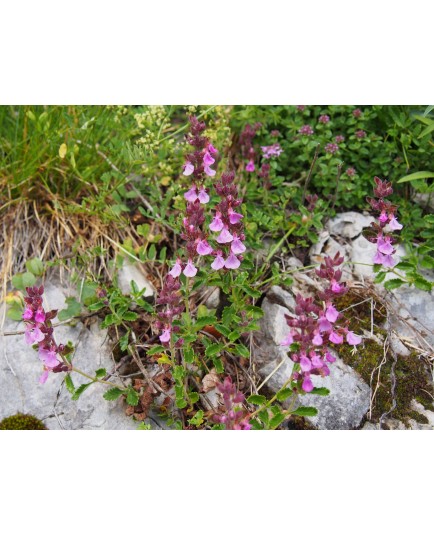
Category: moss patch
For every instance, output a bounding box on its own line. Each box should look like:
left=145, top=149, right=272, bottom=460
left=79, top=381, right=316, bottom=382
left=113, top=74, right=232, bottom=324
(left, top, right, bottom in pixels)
left=334, top=289, right=434, bottom=426
left=0, top=413, right=47, bottom=430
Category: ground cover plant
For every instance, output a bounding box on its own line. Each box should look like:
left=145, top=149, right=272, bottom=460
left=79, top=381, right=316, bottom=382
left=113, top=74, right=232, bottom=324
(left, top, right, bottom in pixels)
left=1, top=105, right=433, bottom=430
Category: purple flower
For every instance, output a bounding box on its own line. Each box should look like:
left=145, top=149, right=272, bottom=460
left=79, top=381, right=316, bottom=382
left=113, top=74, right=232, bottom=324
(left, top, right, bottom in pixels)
left=34, top=308, right=46, bottom=323
left=331, top=280, right=344, bottom=293
left=224, top=253, right=241, bottom=270
left=377, top=236, right=394, bottom=255
left=203, top=151, right=215, bottom=167
left=168, top=258, right=182, bottom=278
left=302, top=376, right=314, bottom=392
left=300, top=356, right=312, bottom=372
left=296, top=105, right=306, bottom=112
left=335, top=135, right=345, bottom=143
left=204, top=166, right=216, bottom=177
left=325, top=304, right=339, bottom=323
left=329, top=331, right=344, bottom=344
left=25, top=326, right=45, bottom=345
left=159, top=328, right=171, bottom=343
left=389, top=215, right=403, bottom=231
left=208, top=143, right=218, bottom=154
left=231, top=237, right=246, bottom=254
left=196, top=239, right=213, bottom=256
left=318, top=316, right=332, bottom=332
left=39, top=370, right=49, bottom=384
left=346, top=331, right=362, bottom=346
left=346, top=167, right=356, bottom=177
left=183, top=259, right=198, bottom=278
left=228, top=208, right=243, bottom=225
left=298, top=125, right=314, bottom=136
left=209, top=214, right=224, bottom=232
left=280, top=333, right=294, bottom=346
left=246, top=160, right=255, bottom=172
left=353, top=108, right=362, bottom=118
left=312, top=333, right=323, bottom=346
left=311, top=355, right=323, bottom=369
left=182, top=161, right=194, bottom=176
left=325, top=142, right=339, bottom=155
left=216, top=228, right=234, bottom=244
left=39, top=348, right=59, bottom=368
left=184, top=186, right=198, bottom=203
left=261, top=143, right=283, bottom=159
left=355, top=130, right=366, bottom=139
left=198, top=187, right=210, bottom=204
left=379, top=211, right=388, bottom=223
left=211, top=254, right=225, bottom=270
left=22, top=307, right=34, bottom=320
left=319, top=115, right=330, bottom=124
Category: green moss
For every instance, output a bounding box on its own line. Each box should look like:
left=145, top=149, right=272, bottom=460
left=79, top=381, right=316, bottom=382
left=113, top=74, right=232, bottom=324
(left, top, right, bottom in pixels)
left=0, top=413, right=47, bottom=430
left=334, top=290, right=434, bottom=426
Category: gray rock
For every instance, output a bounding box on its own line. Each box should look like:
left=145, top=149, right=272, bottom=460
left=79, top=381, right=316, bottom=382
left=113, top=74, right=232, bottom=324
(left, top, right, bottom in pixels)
left=327, top=211, right=375, bottom=240
left=1, top=282, right=144, bottom=430
left=117, top=260, right=154, bottom=297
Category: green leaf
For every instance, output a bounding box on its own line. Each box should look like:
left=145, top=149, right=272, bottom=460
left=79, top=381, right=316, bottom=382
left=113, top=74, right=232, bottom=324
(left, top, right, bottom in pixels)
left=292, top=406, right=318, bottom=417
left=126, top=387, right=139, bottom=406
left=103, top=387, right=124, bottom=401
left=247, top=394, right=267, bottom=406
left=374, top=271, right=387, bottom=284
left=64, top=374, right=75, bottom=394
left=122, top=311, right=138, bottom=321
left=57, top=297, right=81, bottom=322
left=241, top=285, right=262, bottom=299
left=12, top=272, right=36, bottom=291
left=398, top=171, right=434, bottom=183
left=95, top=368, right=107, bottom=379
left=258, top=409, right=269, bottom=425
left=205, top=343, right=224, bottom=357
left=413, top=277, right=432, bottom=292
left=228, top=330, right=241, bottom=342
left=6, top=306, right=23, bottom=321
left=188, top=410, right=204, bottom=426
left=270, top=413, right=285, bottom=429
left=189, top=392, right=200, bottom=404
left=176, top=398, right=187, bottom=409
left=233, top=343, right=250, bottom=359
left=276, top=388, right=293, bottom=401
left=147, top=345, right=166, bottom=356
left=311, top=387, right=330, bottom=396
left=245, top=305, right=264, bottom=320
left=212, top=357, right=224, bottom=374
left=214, top=324, right=231, bottom=337
left=72, top=382, right=92, bottom=401
left=26, top=258, right=44, bottom=276
left=384, top=278, right=405, bottom=291
left=184, top=347, right=194, bottom=363
left=195, top=316, right=217, bottom=330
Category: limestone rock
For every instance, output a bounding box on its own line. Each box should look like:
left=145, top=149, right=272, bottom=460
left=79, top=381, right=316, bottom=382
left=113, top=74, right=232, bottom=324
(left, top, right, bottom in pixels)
left=117, top=260, right=154, bottom=297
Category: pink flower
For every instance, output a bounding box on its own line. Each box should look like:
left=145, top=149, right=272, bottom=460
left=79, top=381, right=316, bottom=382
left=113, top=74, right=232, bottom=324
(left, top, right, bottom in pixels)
left=389, top=215, right=403, bottom=231
left=311, top=355, right=323, bottom=369
left=329, top=331, right=344, bottom=344
left=261, top=144, right=283, bottom=159
left=228, top=208, right=243, bottom=224
left=319, top=114, right=330, bottom=124
left=377, top=236, right=394, bottom=255
left=325, top=304, right=339, bottom=323
left=346, top=167, right=356, bottom=177
left=224, top=253, right=241, bottom=270
left=312, top=333, right=323, bottom=345
left=159, top=328, right=171, bottom=343
left=208, top=143, right=218, bottom=154
left=353, top=108, right=362, bottom=118
left=300, top=356, right=312, bottom=372
left=204, top=166, right=216, bottom=177
left=209, top=214, right=224, bottom=232
left=39, top=370, right=49, bottom=384
left=280, top=333, right=294, bottom=346
left=325, top=351, right=336, bottom=363
left=335, top=135, right=345, bottom=143
left=299, top=125, right=314, bottom=136
left=39, top=348, right=59, bottom=368
left=331, top=280, right=344, bottom=293
left=168, top=259, right=182, bottom=278
left=211, top=254, right=225, bottom=270
left=379, top=211, right=388, bottom=223
left=183, top=260, right=198, bottom=278
left=231, top=237, right=246, bottom=254
left=216, top=228, right=234, bottom=244
left=184, top=186, right=198, bottom=202
left=355, top=130, right=366, bottom=139
left=246, top=160, right=255, bottom=172
left=325, top=143, right=339, bottom=154
left=198, top=187, right=210, bottom=204
left=183, top=162, right=194, bottom=176
left=318, top=317, right=332, bottom=332
left=34, top=308, right=46, bottom=323
left=196, top=239, right=213, bottom=256
left=25, top=326, right=45, bottom=345
left=382, top=254, right=397, bottom=268
left=203, top=151, right=215, bottom=167
left=346, top=331, right=362, bottom=345
left=302, top=376, right=314, bottom=392
left=22, top=307, right=33, bottom=320
left=373, top=250, right=385, bottom=264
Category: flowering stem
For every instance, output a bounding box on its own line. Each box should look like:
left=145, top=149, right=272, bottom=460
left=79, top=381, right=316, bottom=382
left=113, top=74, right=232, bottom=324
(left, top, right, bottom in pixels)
left=71, top=367, right=122, bottom=389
